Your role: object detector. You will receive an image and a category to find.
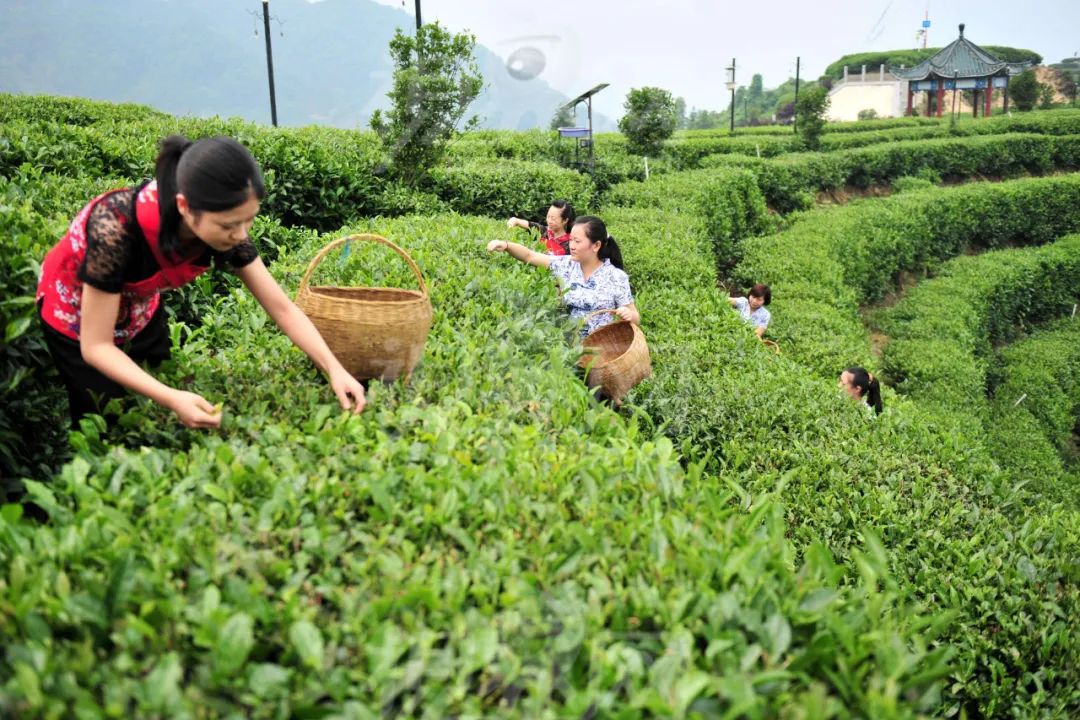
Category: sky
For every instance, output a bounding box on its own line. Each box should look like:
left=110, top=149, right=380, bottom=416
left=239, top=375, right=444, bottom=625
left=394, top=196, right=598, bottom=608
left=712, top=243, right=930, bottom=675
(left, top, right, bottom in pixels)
left=346, top=0, right=1080, bottom=121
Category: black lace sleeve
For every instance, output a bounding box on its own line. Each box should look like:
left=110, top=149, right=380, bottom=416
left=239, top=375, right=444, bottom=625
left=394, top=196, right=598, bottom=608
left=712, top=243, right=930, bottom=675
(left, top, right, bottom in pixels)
left=212, top=240, right=260, bottom=271
left=77, top=190, right=137, bottom=293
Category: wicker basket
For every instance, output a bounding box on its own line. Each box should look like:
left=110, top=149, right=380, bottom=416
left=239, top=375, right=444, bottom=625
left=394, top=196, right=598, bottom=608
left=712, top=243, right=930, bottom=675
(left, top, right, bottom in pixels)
left=577, top=310, right=652, bottom=404
left=295, top=234, right=433, bottom=381
left=762, top=339, right=781, bottom=355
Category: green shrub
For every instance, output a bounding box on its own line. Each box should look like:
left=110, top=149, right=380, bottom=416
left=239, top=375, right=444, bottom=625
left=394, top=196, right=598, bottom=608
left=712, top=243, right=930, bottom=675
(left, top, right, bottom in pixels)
left=428, top=160, right=596, bottom=218
left=0, top=213, right=949, bottom=718
left=604, top=168, right=768, bottom=269
left=881, top=234, right=1080, bottom=412
left=609, top=204, right=1080, bottom=717
left=735, top=175, right=1080, bottom=378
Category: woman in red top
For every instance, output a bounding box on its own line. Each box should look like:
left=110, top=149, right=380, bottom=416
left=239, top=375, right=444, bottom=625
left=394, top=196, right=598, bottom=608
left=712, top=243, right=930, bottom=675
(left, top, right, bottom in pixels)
left=37, top=134, right=366, bottom=429
left=506, top=200, right=574, bottom=255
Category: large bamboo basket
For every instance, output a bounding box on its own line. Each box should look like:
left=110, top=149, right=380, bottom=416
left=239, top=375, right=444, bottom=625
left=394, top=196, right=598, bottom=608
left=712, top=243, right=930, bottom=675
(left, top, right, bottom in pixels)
left=577, top=310, right=652, bottom=404
left=295, top=234, right=433, bottom=382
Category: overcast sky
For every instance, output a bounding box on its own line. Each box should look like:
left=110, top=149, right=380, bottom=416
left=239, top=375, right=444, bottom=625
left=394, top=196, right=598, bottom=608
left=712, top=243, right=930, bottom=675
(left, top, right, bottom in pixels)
left=350, top=0, right=1079, bottom=120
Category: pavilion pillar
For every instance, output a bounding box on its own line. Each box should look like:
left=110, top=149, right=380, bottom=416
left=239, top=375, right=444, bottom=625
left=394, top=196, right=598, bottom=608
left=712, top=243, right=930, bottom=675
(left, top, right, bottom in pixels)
left=985, top=82, right=993, bottom=116
left=1003, top=84, right=1010, bottom=113
left=973, top=89, right=979, bottom=117
left=936, top=82, right=944, bottom=118
left=906, top=86, right=914, bottom=116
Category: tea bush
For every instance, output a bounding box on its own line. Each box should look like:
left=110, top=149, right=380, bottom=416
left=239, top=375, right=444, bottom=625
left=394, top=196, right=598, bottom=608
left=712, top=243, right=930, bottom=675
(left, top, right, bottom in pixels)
left=0, top=214, right=946, bottom=718
left=987, top=319, right=1080, bottom=500
left=881, top=235, right=1080, bottom=414
left=735, top=175, right=1080, bottom=378
left=3, top=95, right=1079, bottom=718
left=608, top=204, right=1080, bottom=717
left=604, top=167, right=769, bottom=269
left=427, top=160, right=596, bottom=218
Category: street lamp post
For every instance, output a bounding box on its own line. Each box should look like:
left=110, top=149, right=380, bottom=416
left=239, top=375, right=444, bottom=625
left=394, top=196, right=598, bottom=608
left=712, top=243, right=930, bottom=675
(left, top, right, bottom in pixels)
left=414, top=0, right=422, bottom=30
left=725, top=58, right=736, bottom=133
left=261, top=0, right=278, bottom=127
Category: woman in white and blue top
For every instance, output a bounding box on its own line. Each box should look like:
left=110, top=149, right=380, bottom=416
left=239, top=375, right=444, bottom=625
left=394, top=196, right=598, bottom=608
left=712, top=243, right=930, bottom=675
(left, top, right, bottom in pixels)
left=728, top=283, right=771, bottom=339
left=487, top=215, right=639, bottom=336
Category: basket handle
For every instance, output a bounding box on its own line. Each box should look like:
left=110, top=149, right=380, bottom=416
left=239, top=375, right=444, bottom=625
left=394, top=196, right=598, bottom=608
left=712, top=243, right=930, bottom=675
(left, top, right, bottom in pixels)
left=298, top=234, right=428, bottom=298
left=583, top=308, right=621, bottom=323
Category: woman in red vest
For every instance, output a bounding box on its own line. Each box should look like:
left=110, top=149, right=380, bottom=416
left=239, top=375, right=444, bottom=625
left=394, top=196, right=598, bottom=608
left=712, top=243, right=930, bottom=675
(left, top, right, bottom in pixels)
left=506, top=200, right=574, bottom=255
left=37, top=134, right=366, bottom=429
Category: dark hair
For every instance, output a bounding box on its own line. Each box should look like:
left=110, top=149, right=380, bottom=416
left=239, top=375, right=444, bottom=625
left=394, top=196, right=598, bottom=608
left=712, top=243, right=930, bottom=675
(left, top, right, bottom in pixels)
left=550, top=199, right=575, bottom=229
left=155, top=135, right=265, bottom=258
left=749, top=283, right=772, bottom=305
left=846, top=366, right=883, bottom=415
left=572, top=215, right=624, bottom=270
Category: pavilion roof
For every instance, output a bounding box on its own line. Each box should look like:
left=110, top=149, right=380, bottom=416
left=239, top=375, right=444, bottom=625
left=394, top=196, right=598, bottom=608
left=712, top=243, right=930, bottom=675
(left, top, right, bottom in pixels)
left=892, top=25, right=1032, bottom=80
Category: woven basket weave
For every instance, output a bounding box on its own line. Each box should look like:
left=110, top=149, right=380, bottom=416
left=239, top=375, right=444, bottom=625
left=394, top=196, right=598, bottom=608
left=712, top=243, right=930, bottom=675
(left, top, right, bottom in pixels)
left=295, top=234, right=432, bottom=381
left=577, top=310, right=652, bottom=404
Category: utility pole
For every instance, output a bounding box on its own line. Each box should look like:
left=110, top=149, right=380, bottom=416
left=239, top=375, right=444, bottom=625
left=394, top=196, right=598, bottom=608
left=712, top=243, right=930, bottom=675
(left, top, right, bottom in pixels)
left=414, top=0, right=422, bottom=30
left=725, top=58, right=737, bottom=133
left=261, top=0, right=278, bottom=127
left=793, top=56, right=801, bottom=132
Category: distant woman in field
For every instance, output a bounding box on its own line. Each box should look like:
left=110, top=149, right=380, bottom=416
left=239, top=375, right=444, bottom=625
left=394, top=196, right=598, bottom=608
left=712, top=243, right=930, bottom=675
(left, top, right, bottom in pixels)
left=838, top=366, right=883, bottom=415
left=727, top=283, right=771, bottom=339
left=506, top=199, right=575, bottom=256
left=487, top=215, right=639, bottom=336
left=36, top=134, right=366, bottom=429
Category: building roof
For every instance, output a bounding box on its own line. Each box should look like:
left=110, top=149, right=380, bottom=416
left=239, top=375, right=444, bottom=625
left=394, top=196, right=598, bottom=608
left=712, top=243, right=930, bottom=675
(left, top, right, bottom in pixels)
left=892, top=24, right=1032, bottom=80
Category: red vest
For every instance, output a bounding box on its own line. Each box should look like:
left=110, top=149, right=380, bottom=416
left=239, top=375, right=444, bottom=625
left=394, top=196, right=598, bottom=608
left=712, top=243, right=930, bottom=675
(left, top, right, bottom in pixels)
left=544, top=229, right=571, bottom=256
left=36, top=181, right=209, bottom=342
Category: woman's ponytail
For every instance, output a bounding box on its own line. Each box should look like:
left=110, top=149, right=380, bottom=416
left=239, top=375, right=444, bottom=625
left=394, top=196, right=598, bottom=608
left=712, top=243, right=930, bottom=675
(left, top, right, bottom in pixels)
left=866, top=375, right=883, bottom=415
left=846, top=366, right=884, bottom=415
left=599, top=235, right=625, bottom=270
left=155, top=134, right=193, bottom=258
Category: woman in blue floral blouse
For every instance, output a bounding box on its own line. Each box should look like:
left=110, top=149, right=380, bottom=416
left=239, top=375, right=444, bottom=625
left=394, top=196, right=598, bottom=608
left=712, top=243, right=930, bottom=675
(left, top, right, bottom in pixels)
left=487, top=215, right=639, bottom=336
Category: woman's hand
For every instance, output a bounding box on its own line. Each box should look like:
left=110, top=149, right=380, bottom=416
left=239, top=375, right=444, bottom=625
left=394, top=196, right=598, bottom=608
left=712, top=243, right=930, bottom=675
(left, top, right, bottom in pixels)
left=486, top=240, right=509, bottom=253
left=613, top=305, right=640, bottom=323
left=167, top=390, right=223, bottom=428
left=506, top=217, right=527, bottom=230
left=329, top=366, right=366, bottom=414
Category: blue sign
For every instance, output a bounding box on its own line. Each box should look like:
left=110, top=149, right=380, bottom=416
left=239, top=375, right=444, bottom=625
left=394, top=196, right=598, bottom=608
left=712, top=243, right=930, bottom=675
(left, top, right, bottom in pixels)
left=922, top=20, right=931, bottom=27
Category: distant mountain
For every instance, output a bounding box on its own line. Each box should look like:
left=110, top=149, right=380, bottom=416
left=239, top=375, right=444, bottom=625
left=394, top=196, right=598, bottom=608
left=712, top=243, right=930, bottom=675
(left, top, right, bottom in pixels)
left=0, top=0, right=612, bottom=130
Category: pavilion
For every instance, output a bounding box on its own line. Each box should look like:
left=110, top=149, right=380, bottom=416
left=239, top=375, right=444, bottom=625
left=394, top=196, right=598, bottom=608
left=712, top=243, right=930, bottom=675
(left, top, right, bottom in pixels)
left=892, top=24, right=1031, bottom=118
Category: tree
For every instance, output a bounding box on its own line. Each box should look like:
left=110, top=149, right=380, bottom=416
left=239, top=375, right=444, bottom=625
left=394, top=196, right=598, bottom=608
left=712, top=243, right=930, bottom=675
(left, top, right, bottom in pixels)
left=673, top=96, right=688, bottom=130
left=748, top=74, right=764, bottom=101
left=1039, top=83, right=1056, bottom=109
left=1009, top=70, right=1040, bottom=111
left=794, top=86, right=830, bottom=150
left=549, top=103, right=576, bottom=130
left=617, top=87, right=678, bottom=157
left=686, top=108, right=725, bottom=130
left=370, top=22, right=484, bottom=185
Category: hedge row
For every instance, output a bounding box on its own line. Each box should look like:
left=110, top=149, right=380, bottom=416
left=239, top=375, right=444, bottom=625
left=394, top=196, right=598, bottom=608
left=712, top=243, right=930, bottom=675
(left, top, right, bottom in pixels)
left=702, top=133, right=1080, bottom=211
left=987, top=319, right=1080, bottom=498
left=880, top=235, right=1080, bottom=414
left=428, top=160, right=596, bottom=219
left=0, top=98, right=601, bottom=230
left=0, top=209, right=945, bottom=718
left=669, top=111, right=1080, bottom=168
left=603, top=167, right=769, bottom=269
left=608, top=203, right=1080, bottom=717
left=0, top=93, right=169, bottom=126
left=734, top=174, right=1080, bottom=378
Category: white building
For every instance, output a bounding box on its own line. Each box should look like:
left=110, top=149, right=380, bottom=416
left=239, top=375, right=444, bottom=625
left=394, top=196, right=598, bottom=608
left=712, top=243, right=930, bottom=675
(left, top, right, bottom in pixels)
left=826, top=64, right=907, bottom=121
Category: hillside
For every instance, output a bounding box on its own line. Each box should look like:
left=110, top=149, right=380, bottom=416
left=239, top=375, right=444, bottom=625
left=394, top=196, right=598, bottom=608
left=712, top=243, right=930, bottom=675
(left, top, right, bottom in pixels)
left=0, top=0, right=609, bottom=130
